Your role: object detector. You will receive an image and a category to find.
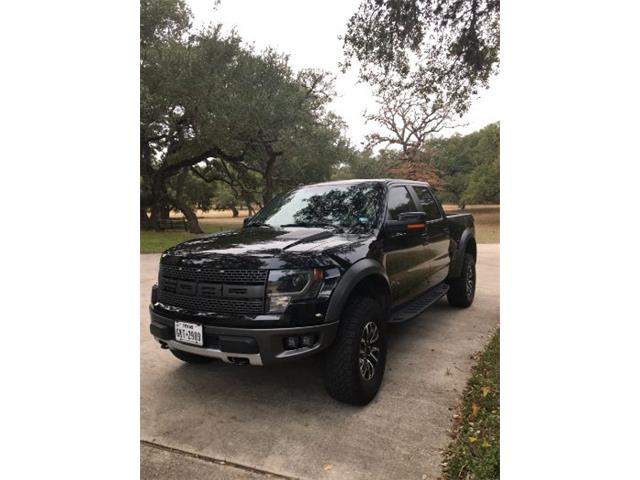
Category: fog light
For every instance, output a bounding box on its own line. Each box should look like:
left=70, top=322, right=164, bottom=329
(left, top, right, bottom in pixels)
left=300, top=334, right=316, bottom=347
left=268, top=295, right=291, bottom=313
left=284, top=336, right=300, bottom=349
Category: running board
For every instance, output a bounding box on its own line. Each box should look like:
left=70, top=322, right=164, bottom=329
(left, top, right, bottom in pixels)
left=389, top=283, right=449, bottom=324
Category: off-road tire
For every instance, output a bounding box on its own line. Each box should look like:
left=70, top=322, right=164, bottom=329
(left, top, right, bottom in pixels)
left=447, top=252, right=476, bottom=308
left=322, top=296, right=387, bottom=405
left=170, top=348, right=213, bottom=364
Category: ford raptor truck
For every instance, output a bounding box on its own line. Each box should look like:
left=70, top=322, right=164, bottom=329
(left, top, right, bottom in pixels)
left=150, top=179, right=477, bottom=405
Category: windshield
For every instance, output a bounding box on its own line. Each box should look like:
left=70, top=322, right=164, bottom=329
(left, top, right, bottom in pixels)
left=248, top=182, right=385, bottom=232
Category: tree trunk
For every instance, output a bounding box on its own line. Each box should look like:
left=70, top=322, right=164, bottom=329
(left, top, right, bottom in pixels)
left=140, top=208, right=152, bottom=230
left=231, top=206, right=239, bottom=217
left=141, top=139, right=249, bottom=231
left=263, top=156, right=276, bottom=205
left=149, top=176, right=166, bottom=231
left=241, top=192, right=255, bottom=216
left=171, top=196, right=203, bottom=233
left=263, top=177, right=273, bottom=205
left=173, top=168, right=203, bottom=233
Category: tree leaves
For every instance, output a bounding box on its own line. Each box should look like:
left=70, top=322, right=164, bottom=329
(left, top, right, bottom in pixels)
left=141, top=0, right=357, bottom=229
left=343, top=0, right=500, bottom=98
left=343, top=0, right=500, bottom=176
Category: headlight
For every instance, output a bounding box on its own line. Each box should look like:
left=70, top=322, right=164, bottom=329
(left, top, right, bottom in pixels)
left=266, top=268, right=340, bottom=313
left=267, top=270, right=315, bottom=295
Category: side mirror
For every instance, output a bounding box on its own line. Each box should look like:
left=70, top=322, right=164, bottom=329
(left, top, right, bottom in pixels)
left=243, top=216, right=253, bottom=226
left=385, top=211, right=427, bottom=236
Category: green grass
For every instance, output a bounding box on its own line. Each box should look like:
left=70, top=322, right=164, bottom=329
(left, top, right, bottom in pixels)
left=140, top=222, right=239, bottom=254
left=443, top=329, right=500, bottom=480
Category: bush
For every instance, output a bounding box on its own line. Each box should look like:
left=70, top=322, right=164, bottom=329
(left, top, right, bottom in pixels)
left=463, top=159, right=500, bottom=204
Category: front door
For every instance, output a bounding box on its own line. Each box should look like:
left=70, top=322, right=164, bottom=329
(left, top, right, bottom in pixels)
left=382, top=186, right=431, bottom=305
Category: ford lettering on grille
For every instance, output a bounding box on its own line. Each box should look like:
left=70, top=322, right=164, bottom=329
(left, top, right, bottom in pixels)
left=157, top=265, right=267, bottom=314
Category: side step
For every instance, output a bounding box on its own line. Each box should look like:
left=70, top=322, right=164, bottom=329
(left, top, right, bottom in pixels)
left=389, top=283, right=449, bottom=324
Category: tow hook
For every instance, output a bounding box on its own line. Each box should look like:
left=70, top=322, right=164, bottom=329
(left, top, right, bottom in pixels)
left=228, top=357, right=250, bottom=366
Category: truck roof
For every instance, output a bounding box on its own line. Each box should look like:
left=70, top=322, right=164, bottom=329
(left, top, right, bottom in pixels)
left=305, top=178, right=432, bottom=188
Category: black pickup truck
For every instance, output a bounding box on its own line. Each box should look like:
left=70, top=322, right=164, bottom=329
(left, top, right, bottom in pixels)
left=150, top=179, right=476, bottom=405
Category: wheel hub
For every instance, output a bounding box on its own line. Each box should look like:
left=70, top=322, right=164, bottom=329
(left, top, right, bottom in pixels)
left=359, top=322, right=380, bottom=381
left=465, top=263, right=474, bottom=297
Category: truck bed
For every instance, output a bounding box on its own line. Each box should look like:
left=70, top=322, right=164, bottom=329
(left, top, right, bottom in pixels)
left=445, top=212, right=475, bottom=241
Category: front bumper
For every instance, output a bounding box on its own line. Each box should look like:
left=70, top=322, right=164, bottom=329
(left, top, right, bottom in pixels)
left=150, top=307, right=338, bottom=366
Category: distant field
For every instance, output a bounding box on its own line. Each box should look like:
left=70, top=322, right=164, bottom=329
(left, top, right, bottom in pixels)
left=140, top=210, right=246, bottom=253
left=140, top=222, right=238, bottom=254
left=141, top=205, right=499, bottom=253
left=443, top=205, right=500, bottom=244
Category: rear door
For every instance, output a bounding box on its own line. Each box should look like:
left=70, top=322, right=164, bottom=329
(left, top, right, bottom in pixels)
left=382, top=185, right=431, bottom=305
left=410, top=185, right=451, bottom=287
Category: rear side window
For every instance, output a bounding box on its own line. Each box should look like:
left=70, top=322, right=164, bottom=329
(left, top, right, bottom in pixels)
left=387, top=186, right=417, bottom=220
left=413, top=186, right=442, bottom=221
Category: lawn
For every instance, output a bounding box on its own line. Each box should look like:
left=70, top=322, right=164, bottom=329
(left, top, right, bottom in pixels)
left=443, top=329, right=500, bottom=480
left=140, top=205, right=499, bottom=253
left=140, top=221, right=240, bottom=254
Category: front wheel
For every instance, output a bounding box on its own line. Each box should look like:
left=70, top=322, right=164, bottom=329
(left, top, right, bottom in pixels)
left=322, top=296, right=387, bottom=405
left=447, top=252, right=476, bottom=308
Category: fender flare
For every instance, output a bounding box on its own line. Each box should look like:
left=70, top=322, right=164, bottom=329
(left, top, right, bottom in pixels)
left=324, top=259, right=391, bottom=324
left=449, top=228, right=476, bottom=278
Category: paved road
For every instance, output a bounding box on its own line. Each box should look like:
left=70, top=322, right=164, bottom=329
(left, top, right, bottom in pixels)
left=140, top=244, right=499, bottom=480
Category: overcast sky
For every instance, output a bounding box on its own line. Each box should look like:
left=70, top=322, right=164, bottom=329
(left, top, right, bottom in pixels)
left=187, top=0, right=500, bottom=147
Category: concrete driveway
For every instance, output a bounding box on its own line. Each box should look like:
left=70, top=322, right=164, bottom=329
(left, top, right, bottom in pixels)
left=141, top=244, right=499, bottom=480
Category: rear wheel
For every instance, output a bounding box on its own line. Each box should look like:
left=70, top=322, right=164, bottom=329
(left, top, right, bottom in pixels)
left=447, top=252, right=476, bottom=308
left=322, top=296, right=387, bottom=405
left=170, top=348, right=213, bottom=364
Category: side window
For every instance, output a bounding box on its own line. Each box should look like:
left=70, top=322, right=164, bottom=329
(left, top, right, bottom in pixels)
left=413, top=186, right=442, bottom=221
left=387, top=186, right=417, bottom=220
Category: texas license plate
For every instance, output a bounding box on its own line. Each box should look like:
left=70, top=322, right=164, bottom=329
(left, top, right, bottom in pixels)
left=174, top=321, right=203, bottom=346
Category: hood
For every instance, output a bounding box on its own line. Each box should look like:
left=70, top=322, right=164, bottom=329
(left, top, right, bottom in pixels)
left=161, top=226, right=377, bottom=270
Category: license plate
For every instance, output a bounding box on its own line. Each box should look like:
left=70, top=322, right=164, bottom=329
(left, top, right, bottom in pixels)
left=174, top=321, right=203, bottom=346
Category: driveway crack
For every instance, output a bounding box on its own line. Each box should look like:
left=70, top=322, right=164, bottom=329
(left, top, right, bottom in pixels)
left=141, top=440, right=300, bottom=480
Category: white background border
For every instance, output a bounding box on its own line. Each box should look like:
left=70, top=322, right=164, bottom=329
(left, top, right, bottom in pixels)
left=1, top=1, right=639, bottom=478
left=1, top=1, right=139, bottom=478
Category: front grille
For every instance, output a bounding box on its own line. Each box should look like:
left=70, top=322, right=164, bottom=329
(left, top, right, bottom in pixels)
left=159, top=265, right=267, bottom=284
left=157, top=291, right=265, bottom=315
left=157, top=264, right=267, bottom=315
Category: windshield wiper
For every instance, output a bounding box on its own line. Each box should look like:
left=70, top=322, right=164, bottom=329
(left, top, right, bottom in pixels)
left=244, top=222, right=272, bottom=228
left=281, top=222, right=344, bottom=233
